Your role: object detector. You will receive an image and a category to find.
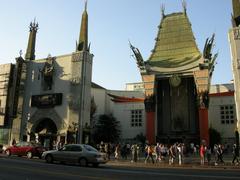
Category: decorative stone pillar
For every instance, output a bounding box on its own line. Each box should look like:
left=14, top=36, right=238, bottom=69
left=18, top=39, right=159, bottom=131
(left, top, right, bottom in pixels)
left=142, top=75, right=155, bottom=144
left=194, top=69, right=210, bottom=145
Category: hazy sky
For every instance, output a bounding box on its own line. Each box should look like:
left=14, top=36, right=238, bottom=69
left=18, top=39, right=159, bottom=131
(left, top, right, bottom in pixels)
left=0, top=0, right=233, bottom=90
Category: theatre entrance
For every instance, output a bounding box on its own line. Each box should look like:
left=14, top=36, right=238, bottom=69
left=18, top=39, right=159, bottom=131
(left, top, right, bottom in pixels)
left=34, top=118, right=57, bottom=150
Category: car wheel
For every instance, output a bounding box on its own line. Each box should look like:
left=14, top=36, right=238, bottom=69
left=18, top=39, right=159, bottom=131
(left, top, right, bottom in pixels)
left=79, top=158, right=88, bottom=167
left=27, top=151, right=33, bottom=159
left=5, top=150, right=11, bottom=156
left=45, top=155, right=53, bottom=163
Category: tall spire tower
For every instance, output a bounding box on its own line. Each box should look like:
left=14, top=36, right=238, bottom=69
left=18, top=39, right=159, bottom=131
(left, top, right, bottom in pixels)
left=232, top=0, right=240, bottom=27
left=25, top=19, right=38, bottom=60
left=77, top=0, right=88, bottom=52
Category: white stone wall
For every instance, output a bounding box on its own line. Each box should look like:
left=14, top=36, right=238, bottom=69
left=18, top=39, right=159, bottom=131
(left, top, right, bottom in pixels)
left=91, top=88, right=107, bottom=116
left=209, top=84, right=236, bottom=143
left=229, top=28, right=240, bottom=131
left=112, top=102, right=145, bottom=141
left=0, top=64, right=11, bottom=126
left=91, top=88, right=145, bottom=141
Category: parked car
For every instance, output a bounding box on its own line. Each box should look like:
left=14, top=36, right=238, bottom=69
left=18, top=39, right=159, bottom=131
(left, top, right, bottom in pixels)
left=42, top=144, right=108, bottom=167
left=5, top=141, right=45, bottom=159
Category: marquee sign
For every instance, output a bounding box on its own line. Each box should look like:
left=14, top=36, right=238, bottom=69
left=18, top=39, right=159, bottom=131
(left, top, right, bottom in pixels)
left=31, top=93, right=62, bottom=108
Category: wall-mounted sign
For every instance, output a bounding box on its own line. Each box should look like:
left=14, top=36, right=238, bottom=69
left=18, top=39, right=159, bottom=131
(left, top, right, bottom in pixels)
left=31, top=93, right=62, bottom=108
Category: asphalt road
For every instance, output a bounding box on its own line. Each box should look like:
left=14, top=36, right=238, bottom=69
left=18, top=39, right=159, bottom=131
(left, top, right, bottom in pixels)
left=0, top=156, right=240, bottom=180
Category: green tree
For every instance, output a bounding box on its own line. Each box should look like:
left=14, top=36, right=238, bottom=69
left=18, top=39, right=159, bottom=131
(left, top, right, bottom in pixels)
left=93, top=114, right=121, bottom=143
left=209, top=127, right=222, bottom=148
left=134, top=133, right=146, bottom=146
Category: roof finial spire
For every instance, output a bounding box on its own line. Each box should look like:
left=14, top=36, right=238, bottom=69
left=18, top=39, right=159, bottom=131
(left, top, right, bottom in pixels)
left=182, top=0, right=187, bottom=15
left=85, top=0, right=87, bottom=11
left=25, top=19, right=38, bottom=60
left=76, top=1, right=88, bottom=52
left=161, top=4, right=165, bottom=18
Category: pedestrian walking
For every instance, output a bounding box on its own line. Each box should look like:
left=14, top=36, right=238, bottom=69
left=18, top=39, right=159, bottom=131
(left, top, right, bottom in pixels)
left=177, top=143, right=183, bottom=165
left=155, top=143, right=161, bottom=162
left=168, top=144, right=175, bottom=165
left=131, top=144, right=138, bottom=162
left=232, top=144, right=239, bottom=165
left=99, top=141, right=105, bottom=153
left=216, top=144, right=225, bottom=165
left=114, top=143, right=120, bottom=160
left=200, top=144, right=205, bottom=165
left=144, top=144, right=154, bottom=164
left=206, top=146, right=211, bottom=165
left=105, top=143, right=111, bottom=160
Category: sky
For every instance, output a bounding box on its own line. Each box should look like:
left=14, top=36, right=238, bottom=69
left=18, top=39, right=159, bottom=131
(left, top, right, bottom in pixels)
left=0, top=0, right=234, bottom=90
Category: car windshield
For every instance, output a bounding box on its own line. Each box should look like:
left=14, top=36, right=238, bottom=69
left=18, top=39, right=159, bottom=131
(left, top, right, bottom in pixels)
left=83, top=145, right=98, bottom=152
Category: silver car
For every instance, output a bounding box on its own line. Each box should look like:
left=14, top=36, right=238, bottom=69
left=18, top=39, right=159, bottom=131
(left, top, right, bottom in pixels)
left=42, top=144, right=108, bottom=167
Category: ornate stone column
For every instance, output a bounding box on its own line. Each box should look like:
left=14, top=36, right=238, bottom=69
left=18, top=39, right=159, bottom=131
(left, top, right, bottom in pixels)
left=142, top=75, right=156, bottom=144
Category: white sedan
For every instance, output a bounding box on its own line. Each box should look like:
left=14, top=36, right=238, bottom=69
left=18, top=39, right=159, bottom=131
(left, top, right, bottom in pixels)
left=42, top=144, right=108, bottom=167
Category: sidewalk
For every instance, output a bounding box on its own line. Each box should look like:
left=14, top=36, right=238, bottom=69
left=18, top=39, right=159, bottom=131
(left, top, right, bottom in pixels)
left=107, top=155, right=240, bottom=170
left=1, top=152, right=239, bottom=169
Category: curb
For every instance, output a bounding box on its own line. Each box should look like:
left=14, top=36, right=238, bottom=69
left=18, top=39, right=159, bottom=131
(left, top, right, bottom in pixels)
left=107, top=160, right=240, bottom=170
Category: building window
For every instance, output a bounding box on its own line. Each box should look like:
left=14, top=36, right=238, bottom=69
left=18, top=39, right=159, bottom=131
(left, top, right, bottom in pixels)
left=220, top=105, right=235, bottom=124
left=131, top=109, right=143, bottom=127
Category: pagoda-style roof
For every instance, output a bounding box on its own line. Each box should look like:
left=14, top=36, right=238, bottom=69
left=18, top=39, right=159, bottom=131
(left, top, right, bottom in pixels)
left=147, top=12, right=201, bottom=72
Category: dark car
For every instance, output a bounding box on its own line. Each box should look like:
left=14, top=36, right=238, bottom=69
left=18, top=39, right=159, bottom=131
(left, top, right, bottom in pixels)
left=42, top=144, right=108, bottom=167
left=5, top=141, right=45, bottom=159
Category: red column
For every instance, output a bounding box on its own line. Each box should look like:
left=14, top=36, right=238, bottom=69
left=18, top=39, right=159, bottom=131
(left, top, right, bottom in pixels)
left=146, top=111, right=155, bottom=144
left=199, top=108, right=209, bottom=145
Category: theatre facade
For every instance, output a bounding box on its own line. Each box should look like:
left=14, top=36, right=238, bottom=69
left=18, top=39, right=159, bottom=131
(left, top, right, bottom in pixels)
left=0, top=2, right=93, bottom=147
left=130, top=4, right=217, bottom=144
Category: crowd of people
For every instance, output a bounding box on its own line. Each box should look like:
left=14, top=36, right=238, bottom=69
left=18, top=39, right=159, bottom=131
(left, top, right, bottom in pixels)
left=96, top=141, right=240, bottom=166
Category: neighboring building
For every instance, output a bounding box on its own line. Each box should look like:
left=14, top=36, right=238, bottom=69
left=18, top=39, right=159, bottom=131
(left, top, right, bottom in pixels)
left=0, top=64, right=14, bottom=144
left=229, top=0, right=240, bottom=132
left=0, top=2, right=93, bottom=146
left=107, top=90, right=145, bottom=141
left=125, top=82, right=144, bottom=91
left=91, top=83, right=145, bottom=142
left=209, top=83, right=236, bottom=144
left=130, top=3, right=217, bottom=144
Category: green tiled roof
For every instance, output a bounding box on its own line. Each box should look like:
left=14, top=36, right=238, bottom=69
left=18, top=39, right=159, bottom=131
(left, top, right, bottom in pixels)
left=148, top=12, right=201, bottom=68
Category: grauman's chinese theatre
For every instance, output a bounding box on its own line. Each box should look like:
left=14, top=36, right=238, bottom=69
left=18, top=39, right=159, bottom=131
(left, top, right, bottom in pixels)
left=130, top=3, right=217, bottom=144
